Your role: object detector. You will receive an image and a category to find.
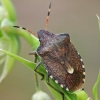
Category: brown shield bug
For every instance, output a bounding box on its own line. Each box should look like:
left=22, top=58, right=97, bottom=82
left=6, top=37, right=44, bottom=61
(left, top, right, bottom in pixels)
left=13, top=3, right=85, bottom=100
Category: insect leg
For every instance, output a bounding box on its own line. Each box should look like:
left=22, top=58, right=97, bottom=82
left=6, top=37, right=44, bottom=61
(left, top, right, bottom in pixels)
left=29, top=51, right=44, bottom=80
left=46, top=73, right=65, bottom=100
left=34, top=61, right=45, bottom=80
left=29, top=51, right=37, bottom=55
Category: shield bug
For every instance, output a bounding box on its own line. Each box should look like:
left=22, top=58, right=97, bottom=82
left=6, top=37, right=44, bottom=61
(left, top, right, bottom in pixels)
left=13, top=3, right=85, bottom=100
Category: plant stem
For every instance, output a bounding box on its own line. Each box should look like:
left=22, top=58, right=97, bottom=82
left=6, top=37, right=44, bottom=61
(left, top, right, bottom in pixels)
left=34, top=54, right=40, bottom=92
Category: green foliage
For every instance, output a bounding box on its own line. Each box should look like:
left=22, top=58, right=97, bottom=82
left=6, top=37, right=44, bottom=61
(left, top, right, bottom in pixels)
left=92, top=71, right=100, bottom=100
left=93, top=14, right=100, bottom=100
left=0, top=48, right=88, bottom=100
left=0, top=0, right=19, bottom=82
left=96, top=14, right=100, bottom=44
left=1, top=0, right=16, bottom=22
left=0, top=35, right=19, bottom=82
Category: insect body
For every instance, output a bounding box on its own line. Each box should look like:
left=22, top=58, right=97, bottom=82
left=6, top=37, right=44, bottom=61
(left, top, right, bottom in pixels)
left=13, top=3, right=85, bottom=100
left=37, top=29, right=85, bottom=91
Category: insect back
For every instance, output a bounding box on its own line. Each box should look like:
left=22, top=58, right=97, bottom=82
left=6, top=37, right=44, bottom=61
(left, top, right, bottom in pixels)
left=13, top=2, right=85, bottom=100
left=37, top=29, right=85, bottom=91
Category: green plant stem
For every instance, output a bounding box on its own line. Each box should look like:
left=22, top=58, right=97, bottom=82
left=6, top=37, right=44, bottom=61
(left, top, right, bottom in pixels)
left=96, top=14, right=100, bottom=44
left=2, top=26, right=39, bottom=49
left=0, top=49, right=88, bottom=100
left=34, top=73, right=40, bottom=91
left=0, top=29, right=3, bottom=37
left=34, top=54, right=40, bottom=92
left=15, top=29, right=39, bottom=49
left=93, top=70, right=100, bottom=100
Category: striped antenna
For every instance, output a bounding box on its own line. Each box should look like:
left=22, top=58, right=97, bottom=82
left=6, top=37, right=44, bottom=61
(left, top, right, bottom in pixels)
left=45, top=2, right=52, bottom=30
left=13, top=26, right=37, bottom=37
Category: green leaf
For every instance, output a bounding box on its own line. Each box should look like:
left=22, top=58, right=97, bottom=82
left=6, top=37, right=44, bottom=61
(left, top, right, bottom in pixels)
left=92, top=71, right=100, bottom=100
left=0, top=49, right=88, bottom=100
left=1, top=0, right=16, bottom=22
left=74, top=90, right=88, bottom=100
left=0, top=5, right=8, bottom=23
left=0, top=36, right=20, bottom=82
left=0, top=18, right=16, bottom=36
left=0, top=29, right=3, bottom=37
left=1, top=18, right=14, bottom=28
left=0, top=24, right=88, bottom=100
left=96, top=14, right=100, bottom=44
left=2, top=25, right=39, bottom=49
left=14, top=29, right=39, bottom=49
left=0, top=49, right=36, bottom=70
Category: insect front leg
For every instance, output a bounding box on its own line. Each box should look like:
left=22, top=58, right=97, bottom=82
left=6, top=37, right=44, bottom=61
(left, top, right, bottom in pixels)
left=34, top=61, right=45, bottom=80
left=46, top=73, right=65, bottom=100
left=29, top=51, right=37, bottom=55
left=29, top=51, right=44, bottom=80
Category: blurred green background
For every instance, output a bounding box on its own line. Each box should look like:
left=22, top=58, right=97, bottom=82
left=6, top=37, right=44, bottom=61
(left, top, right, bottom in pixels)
left=0, top=0, right=100, bottom=100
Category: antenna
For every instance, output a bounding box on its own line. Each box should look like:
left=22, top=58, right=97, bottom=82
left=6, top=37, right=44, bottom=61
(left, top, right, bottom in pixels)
left=13, top=26, right=37, bottom=37
left=45, top=2, right=52, bottom=30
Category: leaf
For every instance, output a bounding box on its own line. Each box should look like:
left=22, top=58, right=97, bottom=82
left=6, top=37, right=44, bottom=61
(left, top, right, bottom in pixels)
left=0, top=29, right=3, bottom=37
left=92, top=70, right=100, bottom=100
left=1, top=0, right=16, bottom=22
left=0, top=36, right=20, bottom=82
left=1, top=23, right=88, bottom=100
left=2, top=24, right=39, bottom=49
left=1, top=18, right=14, bottom=28
left=74, top=90, right=88, bottom=100
left=0, top=49, right=36, bottom=70
left=96, top=14, right=100, bottom=44
left=0, top=49, right=88, bottom=100
left=0, top=5, right=8, bottom=23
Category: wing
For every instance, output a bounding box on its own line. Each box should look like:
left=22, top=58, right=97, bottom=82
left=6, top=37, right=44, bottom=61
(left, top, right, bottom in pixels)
left=40, top=41, right=85, bottom=91
left=64, top=42, right=85, bottom=91
left=42, top=55, right=67, bottom=86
